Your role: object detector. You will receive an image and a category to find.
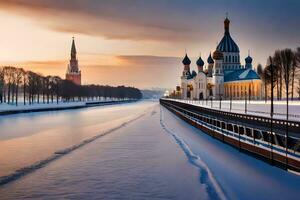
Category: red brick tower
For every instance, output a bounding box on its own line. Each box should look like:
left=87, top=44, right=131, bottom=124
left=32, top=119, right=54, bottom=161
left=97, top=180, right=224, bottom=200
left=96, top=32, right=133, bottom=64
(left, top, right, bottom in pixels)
left=66, top=37, right=81, bottom=85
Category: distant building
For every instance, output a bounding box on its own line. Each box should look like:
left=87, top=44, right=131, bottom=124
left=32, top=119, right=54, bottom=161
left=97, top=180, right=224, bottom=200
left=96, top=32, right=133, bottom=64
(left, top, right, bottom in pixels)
left=181, top=17, right=262, bottom=100
left=66, top=37, right=81, bottom=85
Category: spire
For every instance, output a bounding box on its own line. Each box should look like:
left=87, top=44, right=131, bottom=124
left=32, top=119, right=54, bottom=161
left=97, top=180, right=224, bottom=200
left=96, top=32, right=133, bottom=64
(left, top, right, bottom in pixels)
left=224, top=13, right=230, bottom=34
left=71, top=37, right=77, bottom=59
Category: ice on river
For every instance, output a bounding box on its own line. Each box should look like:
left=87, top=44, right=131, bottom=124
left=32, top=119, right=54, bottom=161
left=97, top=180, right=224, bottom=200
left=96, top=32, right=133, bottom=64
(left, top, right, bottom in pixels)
left=0, top=101, right=207, bottom=200
left=0, top=101, right=299, bottom=200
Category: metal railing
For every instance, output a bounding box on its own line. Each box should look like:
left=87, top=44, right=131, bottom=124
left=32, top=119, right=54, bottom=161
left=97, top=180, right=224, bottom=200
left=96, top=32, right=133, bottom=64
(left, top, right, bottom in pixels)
left=161, top=99, right=300, bottom=157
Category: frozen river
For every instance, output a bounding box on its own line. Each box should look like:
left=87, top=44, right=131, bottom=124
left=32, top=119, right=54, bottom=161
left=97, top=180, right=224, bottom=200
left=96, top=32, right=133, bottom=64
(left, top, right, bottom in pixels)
left=0, top=101, right=299, bottom=199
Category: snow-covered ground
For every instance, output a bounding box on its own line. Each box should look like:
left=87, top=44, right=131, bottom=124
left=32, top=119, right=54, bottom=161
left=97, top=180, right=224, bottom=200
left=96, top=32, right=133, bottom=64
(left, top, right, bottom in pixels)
left=165, top=98, right=300, bottom=121
left=0, top=102, right=84, bottom=112
left=0, top=99, right=127, bottom=113
left=0, top=101, right=299, bottom=199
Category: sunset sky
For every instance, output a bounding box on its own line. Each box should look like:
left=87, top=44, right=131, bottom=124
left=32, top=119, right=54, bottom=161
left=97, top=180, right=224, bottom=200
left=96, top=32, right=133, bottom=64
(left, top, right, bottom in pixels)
left=0, top=0, right=299, bottom=89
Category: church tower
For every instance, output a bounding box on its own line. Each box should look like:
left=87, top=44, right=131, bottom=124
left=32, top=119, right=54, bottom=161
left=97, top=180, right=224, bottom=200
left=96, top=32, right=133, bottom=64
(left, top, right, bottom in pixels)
left=181, top=54, right=191, bottom=78
left=212, top=49, right=224, bottom=99
left=207, top=53, right=214, bottom=77
left=181, top=54, right=191, bottom=99
left=216, top=15, right=241, bottom=73
left=66, top=37, right=81, bottom=85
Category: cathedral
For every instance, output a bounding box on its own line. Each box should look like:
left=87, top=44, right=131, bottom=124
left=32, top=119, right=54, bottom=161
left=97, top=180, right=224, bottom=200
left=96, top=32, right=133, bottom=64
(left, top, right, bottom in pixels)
left=66, top=37, right=81, bottom=85
left=181, top=17, right=262, bottom=100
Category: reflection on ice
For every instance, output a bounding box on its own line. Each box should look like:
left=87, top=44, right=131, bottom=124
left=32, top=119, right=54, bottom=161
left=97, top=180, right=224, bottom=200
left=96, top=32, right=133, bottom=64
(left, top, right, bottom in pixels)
left=0, top=101, right=154, bottom=177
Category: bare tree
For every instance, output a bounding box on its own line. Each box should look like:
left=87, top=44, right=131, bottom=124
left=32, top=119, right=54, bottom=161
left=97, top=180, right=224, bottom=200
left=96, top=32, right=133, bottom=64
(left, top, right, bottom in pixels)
left=297, top=78, right=300, bottom=100
left=23, top=70, right=28, bottom=105
left=0, top=67, right=4, bottom=103
left=15, top=68, right=24, bottom=106
left=256, top=63, right=263, bottom=77
left=273, top=50, right=283, bottom=99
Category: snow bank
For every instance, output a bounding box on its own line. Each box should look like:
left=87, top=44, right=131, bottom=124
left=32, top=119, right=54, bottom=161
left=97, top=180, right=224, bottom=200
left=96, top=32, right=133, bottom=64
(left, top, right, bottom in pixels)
left=0, top=100, right=135, bottom=115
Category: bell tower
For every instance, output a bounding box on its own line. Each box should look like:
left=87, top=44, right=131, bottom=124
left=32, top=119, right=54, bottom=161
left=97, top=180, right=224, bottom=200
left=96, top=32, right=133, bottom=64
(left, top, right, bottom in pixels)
left=66, top=37, right=81, bottom=85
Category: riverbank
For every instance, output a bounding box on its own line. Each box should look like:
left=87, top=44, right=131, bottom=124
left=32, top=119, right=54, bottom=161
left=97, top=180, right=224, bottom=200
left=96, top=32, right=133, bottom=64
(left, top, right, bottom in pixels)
left=0, top=99, right=139, bottom=116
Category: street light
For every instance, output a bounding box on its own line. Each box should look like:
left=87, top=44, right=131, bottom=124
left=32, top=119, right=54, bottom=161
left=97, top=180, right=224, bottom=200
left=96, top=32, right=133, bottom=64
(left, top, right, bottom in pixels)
left=230, top=94, right=232, bottom=112
left=245, top=90, right=247, bottom=114
left=269, top=61, right=274, bottom=164
left=219, top=86, right=222, bottom=110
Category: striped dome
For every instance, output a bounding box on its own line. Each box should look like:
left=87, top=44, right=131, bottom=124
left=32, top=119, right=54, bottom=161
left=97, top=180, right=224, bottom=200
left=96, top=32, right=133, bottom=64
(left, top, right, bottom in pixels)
left=217, top=17, right=240, bottom=53
left=217, top=34, right=239, bottom=53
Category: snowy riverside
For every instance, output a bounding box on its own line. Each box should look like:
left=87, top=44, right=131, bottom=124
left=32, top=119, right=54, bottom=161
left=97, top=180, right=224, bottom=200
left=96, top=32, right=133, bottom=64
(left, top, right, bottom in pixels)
left=0, top=1, right=300, bottom=200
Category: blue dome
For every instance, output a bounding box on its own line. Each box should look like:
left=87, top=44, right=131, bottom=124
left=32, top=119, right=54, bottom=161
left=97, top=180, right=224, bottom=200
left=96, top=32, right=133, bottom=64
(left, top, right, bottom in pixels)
left=191, top=70, right=197, bottom=77
left=245, top=55, right=252, bottom=63
left=207, top=53, right=214, bottom=64
left=182, top=54, right=191, bottom=65
left=196, top=56, right=204, bottom=66
left=217, top=34, right=239, bottom=53
left=217, top=18, right=240, bottom=53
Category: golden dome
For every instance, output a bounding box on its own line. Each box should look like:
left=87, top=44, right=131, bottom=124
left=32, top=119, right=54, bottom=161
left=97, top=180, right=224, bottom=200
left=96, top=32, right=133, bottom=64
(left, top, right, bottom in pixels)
left=213, top=49, right=223, bottom=60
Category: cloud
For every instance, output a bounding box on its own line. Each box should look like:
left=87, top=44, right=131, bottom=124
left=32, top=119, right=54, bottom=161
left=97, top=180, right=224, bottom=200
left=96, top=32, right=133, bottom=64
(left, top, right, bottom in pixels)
left=116, top=55, right=181, bottom=66
left=0, top=0, right=205, bottom=42
left=0, top=0, right=299, bottom=69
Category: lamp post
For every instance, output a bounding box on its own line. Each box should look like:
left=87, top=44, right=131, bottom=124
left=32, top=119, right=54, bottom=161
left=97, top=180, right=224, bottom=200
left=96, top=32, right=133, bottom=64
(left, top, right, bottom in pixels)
left=230, top=94, right=232, bottom=112
left=270, top=63, right=274, bottom=164
left=219, top=86, right=222, bottom=110
left=249, top=82, right=252, bottom=103
left=245, top=90, right=247, bottom=114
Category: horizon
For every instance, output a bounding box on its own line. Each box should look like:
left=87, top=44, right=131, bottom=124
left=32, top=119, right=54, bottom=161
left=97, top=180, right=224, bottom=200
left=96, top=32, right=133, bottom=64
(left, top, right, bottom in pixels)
left=0, top=0, right=299, bottom=89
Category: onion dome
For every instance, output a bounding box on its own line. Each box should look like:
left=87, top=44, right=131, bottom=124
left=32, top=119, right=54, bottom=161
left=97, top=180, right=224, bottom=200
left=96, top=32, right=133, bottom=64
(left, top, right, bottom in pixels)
left=213, top=49, right=224, bottom=60
left=182, top=54, right=191, bottom=65
left=245, top=55, right=253, bottom=64
left=207, top=53, right=214, bottom=64
left=191, top=70, right=197, bottom=77
left=196, top=56, right=204, bottom=66
left=216, top=17, right=240, bottom=53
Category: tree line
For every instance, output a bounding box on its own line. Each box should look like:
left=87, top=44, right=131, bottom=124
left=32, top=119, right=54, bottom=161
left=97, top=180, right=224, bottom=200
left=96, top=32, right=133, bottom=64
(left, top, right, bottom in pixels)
left=257, top=47, right=300, bottom=101
left=0, top=66, right=142, bottom=106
